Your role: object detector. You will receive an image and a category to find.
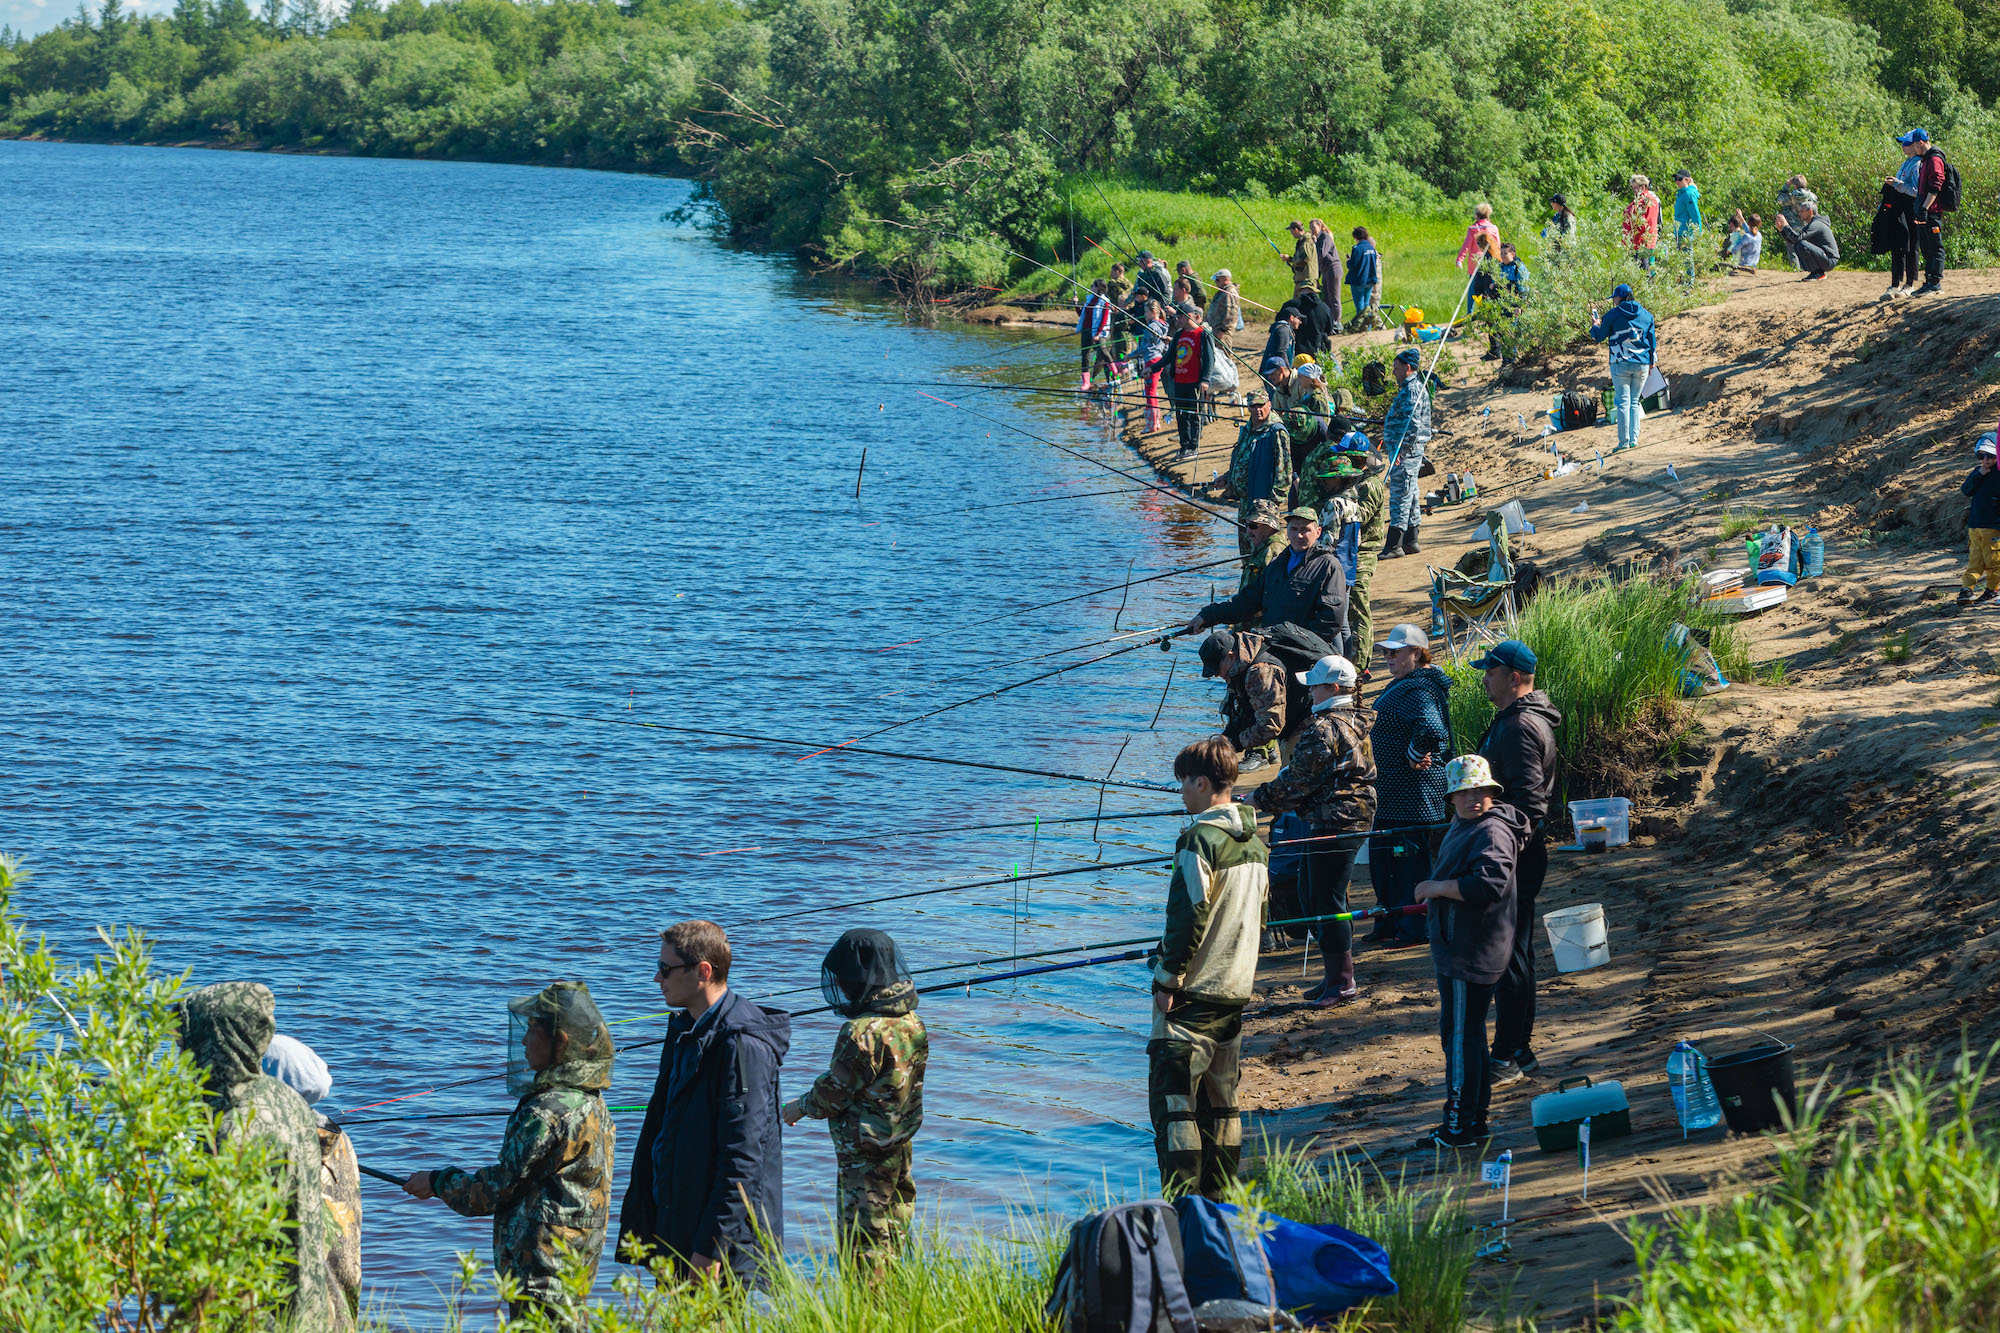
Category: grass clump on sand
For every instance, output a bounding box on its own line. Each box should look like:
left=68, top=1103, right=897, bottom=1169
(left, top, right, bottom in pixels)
left=1016, top=180, right=1476, bottom=319
left=1615, top=1045, right=2000, bottom=1333
left=1444, top=575, right=1752, bottom=808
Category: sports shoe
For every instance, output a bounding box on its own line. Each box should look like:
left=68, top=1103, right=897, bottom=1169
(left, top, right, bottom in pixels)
left=1915, top=281, right=1942, bottom=296
left=1430, top=1123, right=1490, bottom=1150
left=1515, top=1049, right=1541, bottom=1074
left=1242, top=744, right=1279, bottom=771
left=1489, top=1059, right=1526, bottom=1086
left=1879, top=286, right=1902, bottom=302
left=1959, top=587, right=1978, bottom=604
left=1800, top=271, right=1827, bottom=282
left=1979, top=589, right=1997, bottom=605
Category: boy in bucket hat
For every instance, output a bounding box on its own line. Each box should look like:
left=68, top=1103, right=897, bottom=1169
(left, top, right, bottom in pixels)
left=1959, top=431, right=2000, bottom=605
left=1413, top=755, right=1531, bottom=1148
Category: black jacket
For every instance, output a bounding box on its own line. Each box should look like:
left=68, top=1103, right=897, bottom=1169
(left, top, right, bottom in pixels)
left=1963, top=465, right=2000, bottom=529
left=618, top=989, right=791, bottom=1281
left=1427, top=802, right=1531, bottom=984
left=1135, top=263, right=1173, bottom=309
left=1261, top=318, right=1295, bottom=367
left=1475, top=690, right=1562, bottom=827
left=1869, top=182, right=1912, bottom=256
left=1199, top=545, right=1348, bottom=645
left=1287, top=294, right=1336, bottom=355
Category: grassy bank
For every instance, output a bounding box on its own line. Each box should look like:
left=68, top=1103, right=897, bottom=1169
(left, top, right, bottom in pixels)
left=1444, top=575, right=1753, bottom=816
left=1017, top=181, right=1479, bottom=322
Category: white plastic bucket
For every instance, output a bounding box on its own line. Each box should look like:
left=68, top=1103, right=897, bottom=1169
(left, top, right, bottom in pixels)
left=1567, top=798, right=1631, bottom=847
left=1544, top=903, right=1610, bottom=973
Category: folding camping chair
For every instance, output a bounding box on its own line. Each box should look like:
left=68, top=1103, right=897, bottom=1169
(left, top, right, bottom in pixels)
left=1427, top=510, right=1520, bottom=662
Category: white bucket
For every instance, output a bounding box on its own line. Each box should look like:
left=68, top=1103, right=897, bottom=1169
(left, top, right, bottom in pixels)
left=1567, top=798, right=1631, bottom=847
left=1544, top=903, right=1610, bottom=973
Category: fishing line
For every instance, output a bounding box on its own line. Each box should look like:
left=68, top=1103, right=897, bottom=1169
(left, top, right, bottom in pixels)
left=754, top=806, right=1187, bottom=848
left=870, top=554, right=1238, bottom=652
left=897, top=624, right=1176, bottom=691
left=488, top=706, right=1175, bottom=793
left=892, top=486, right=1153, bottom=520
left=744, top=851, right=1169, bottom=925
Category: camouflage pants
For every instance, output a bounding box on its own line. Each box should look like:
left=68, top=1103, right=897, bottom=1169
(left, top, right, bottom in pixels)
left=1349, top=551, right=1378, bottom=659
left=1147, top=997, right=1244, bottom=1199
left=837, top=1144, right=915, bottom=1259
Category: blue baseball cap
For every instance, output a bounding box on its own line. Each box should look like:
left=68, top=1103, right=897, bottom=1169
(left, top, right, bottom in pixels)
left=1262, top=355, right=1288, bottom=375
left=1394, top=347, right=1422, bottom=368
left=1470, top=639, right=1538, bottom=674
left=1896, top=128, right=1930, bottom=145
left=1610, top=283, right=1634, bottom=301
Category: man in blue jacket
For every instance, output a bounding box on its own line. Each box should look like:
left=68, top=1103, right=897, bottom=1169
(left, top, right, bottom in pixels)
left=1588, top=284, right=1656, bottom=452
left=619, top=920, right=790, bottom=1284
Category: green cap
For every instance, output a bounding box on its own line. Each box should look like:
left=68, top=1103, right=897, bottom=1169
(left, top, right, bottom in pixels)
left=1285, top=505, right=1321, bottom=524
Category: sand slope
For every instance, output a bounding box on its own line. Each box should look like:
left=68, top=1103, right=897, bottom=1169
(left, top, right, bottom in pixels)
left=1119, top=268, right=2000, bottom=1325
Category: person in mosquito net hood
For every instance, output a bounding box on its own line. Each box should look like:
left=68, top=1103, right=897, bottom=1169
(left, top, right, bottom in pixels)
left=178, top=982, right=332, bottom=1333
left=781, top=929, right=930, bottom=1263
left=403, top=982, right=615, bottom=1323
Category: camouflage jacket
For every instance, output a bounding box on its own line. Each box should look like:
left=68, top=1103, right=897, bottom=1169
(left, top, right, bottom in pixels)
left=435, top=1054, right=615, bottom=1305
left=180, top=983, right=332, bottom=1333
left=1229, top=421, right=1293, bottom=519
left=1252, top=703, right=1379, bottom=832
left=1297, top=444, right=1389, bottom=538
left=795, top=981, right=928, bottom=1157
left=319, top=1126, right=361, bottom=1329
left=1284, top=388, right=1333, bottom=460
left=1221, top=643, right=1289, bottom=752
left=1356, top=463, right=1389, bottom=550
left=1238, top=528, right=1289, bottom=595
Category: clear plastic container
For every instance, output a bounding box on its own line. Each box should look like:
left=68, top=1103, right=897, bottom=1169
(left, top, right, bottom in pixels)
left=1668, top=1040, right=1723, bottom=1133
left=1566, top=798, right=1630, bottom=846
left=1799, top=526, right=1825, bottom=578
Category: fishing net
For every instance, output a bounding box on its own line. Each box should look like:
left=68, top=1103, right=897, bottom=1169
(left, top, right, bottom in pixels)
left=506, top=981, right=615, bottom=1097
left=820, top=929, right=914, bottom=1017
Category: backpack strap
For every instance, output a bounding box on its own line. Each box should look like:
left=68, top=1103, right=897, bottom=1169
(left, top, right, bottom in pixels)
left=1118, top=1205, right=1197, bottom=1333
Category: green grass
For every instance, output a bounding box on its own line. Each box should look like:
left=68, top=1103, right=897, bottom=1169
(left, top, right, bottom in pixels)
left=1020, top=178, right=1477, bottom=321
left=1717, top=505, right=1775, bottom=541
left=1881, top=628, right=1912, bottom=663
left=1444, top=575, right=1752, bottom=813
left=1615, top=1045, right=2000, bottom=1333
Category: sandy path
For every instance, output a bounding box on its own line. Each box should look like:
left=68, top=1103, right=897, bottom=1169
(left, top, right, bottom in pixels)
left=1099, top=268, right=2000, bottom=1325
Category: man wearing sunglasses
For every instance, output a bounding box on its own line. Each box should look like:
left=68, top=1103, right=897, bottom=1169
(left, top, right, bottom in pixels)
left=617, top=920, right=791, bottom=1285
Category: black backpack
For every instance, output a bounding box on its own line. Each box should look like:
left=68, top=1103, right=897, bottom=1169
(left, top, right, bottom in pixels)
left=1254, top=624, right=1337, bottom=734
left=1926, top=149, right=1962, bottom=212
left=1047, top=1202, right=1197, bottom=1333
left=1361, top=360, right=1388, bottom=397
left=1561, top=388, right=1599, bottom=432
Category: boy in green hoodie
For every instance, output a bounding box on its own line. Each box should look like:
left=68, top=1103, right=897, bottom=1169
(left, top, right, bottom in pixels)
left=783, top=929, right=929, bottom=1266
left=1148, top=736, right=1271, bottom=1198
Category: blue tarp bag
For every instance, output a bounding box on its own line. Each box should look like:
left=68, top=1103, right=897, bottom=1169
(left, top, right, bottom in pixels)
left=1174, top=1196, right=1275, bottom=1307
left=1192, top=1200, right=1396, bottom=1323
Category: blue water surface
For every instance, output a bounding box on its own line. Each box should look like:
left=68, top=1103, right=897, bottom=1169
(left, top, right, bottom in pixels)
left=0, top=139, right=1238, bottom=1317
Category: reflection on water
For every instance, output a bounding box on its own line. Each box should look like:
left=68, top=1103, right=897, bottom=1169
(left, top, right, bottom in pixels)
left=0, top=140, right=1235, bottom=1316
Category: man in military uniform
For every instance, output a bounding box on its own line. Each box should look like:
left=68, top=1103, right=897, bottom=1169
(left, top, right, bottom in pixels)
left=180, top=983, right=332, bottom=1333
left=783, top=930, right=929, bottom=1268
left=1227, top=390, right=1293, bottom=553
left=1296, top=430, right=1388, bottom=667
left=1237, top=499, right=1288, bottom=598
left=1381, top=347, right=1434, bottom=558
left=406, top=982, right=616, bottom=1324
left=1198, top=626, right=1293, bottom=772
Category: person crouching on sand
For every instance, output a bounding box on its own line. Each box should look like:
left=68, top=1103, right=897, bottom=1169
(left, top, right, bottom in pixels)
left=1413, top=755, right=1530, bottom=1149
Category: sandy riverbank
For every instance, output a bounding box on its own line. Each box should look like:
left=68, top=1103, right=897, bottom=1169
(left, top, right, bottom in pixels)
left=1095, top=268, right=2000, bottom=1324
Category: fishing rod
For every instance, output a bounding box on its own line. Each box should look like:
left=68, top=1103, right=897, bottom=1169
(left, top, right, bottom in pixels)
left=894, top=486, right=1153, bottom=520
left=916, top=391, right=1245, bottom=530
left=1229, top=194, right=1290, bottom=262
left=870, top=553, right=1239, bottom=652
left=358, top=1163, right=409, bottom=1185
left=1387, top=258, right=1478, bottom=467
left=895, top=623, right=1178, bottom=692
left=489, top=706, right=1176, bottom=793
left=745, top=851, right=1169, bottom=925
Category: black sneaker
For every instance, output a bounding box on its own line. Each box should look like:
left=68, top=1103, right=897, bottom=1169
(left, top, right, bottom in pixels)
left=1960, top=588, right=1979, bottom=604
left=1430, top=1123, right=1490, bottom=1149
left=1979, top=589, right=1997, bottom=605
left=1489, top=1059, right=1525, bottom=1086
left=1915, top=281, right=1942, bottom=296
left=1515, top=1049, right=1541, bottom=1074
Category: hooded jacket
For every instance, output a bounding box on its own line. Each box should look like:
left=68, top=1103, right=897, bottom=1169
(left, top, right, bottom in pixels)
left=1219, top=633, right=1291, bottom=751
left=1152, top=802, right=1270, bottom=1004
left=1427, top=802, right=1531, bottom=984
left=434, top=983, right=616, bottom=1312
left=1370, top=664, right=1455, bottom=825
left=1787, top=213, right=1840, bottom=270
left=1589, top=299, right=1656, bottom=368
left=1345, top=241, right=1380, bottom=297
left=1870, top=181, right=1912, bottom=256
left=792, top=979, right=928, bottom=1158
left=1252, top=701, right=1378, bottom=833
left=1228, top=418, right=1294, bottom=524
left=618, top=989, right=790, bottom=1282
left=180, top=983, right=332, bottom=1333
left=1475, top=690, right=1563, bottom=827
left=1199, top=543, right=1348, bottom=645
left=1261, top=318, right=1296, bottom=367
left=1963, top=465, right=2000, bottom=529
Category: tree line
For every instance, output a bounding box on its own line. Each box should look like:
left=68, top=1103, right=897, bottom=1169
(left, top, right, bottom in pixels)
left=3, top=0, right=1996, bottom=289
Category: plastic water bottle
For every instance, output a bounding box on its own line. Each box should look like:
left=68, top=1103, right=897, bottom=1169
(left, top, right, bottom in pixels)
left=1800, top=526, right=1825, bottom=578
left=1667, top=1041, right=1722, bottom=1134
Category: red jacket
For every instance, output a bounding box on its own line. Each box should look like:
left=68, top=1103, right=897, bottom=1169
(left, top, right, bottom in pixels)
left=1918, top=149, right=1949, bottom=215
left=1173, top=328, right=1204, bottom=384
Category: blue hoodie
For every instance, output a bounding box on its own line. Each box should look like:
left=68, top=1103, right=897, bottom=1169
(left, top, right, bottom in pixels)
left=1344, top=240, right=1380, bottom=294
left=1589, top=299, right=1656, bottom=368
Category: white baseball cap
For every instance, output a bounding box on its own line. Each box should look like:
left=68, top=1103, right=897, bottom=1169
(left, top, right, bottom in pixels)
left=1296, top=654, right=1359, bottom=688
left=1976, top=432, right=1997, bottom=457
left=1377, top=624, right=1431, bottom=653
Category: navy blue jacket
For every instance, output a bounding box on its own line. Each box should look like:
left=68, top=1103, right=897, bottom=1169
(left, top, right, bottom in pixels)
left=1962, top=465, right=2000, bottom=529
left=618, top=989, right=791, bottom=1282
left=1199, top=544, right=1349, bottom=645
left=1588, top=299, right=1656, bottom=368
left=1344, top=241, right=1380, bottom=294
left=1427, top=802, right=1531, bottom=984
left=1369, top=665, right=1454, bottom=826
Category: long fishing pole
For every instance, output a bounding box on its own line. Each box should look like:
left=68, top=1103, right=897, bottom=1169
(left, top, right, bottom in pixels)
left=910, top=377, right=1387, bottom=432
left=1387, top=257, right=1478, bottom=467
left=917, top=390, right=1245, bottom=530
left=871, top=553, right=1238, bottom=652
left=897, top=623, right=1177, bottom=692
left=1228, top=194, right=1290, bottom=262
left=358, top=1162, right=410, bottom=1185
left=489, top=706, right=1176, bottom=793
left=894, top=486, right=1153, bottom=520
left=745, top=852, right=1169, bottom=925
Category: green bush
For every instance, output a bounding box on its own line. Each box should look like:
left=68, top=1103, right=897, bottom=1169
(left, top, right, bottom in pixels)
left=1616, top=1045, right=2000, bottom=1333
left=0, top=854, right=298, bottom=1329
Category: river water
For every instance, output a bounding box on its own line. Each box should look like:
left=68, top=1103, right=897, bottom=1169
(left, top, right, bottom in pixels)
left=0, top=142, right=1240, bottom=1315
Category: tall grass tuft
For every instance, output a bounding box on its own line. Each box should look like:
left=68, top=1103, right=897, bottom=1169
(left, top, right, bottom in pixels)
left=1444, top=575, right=1751, bottom=810
left=1615, top=1045, right=2000, bottom=1333
left=1235, top=1141, right=1479, bottom=1333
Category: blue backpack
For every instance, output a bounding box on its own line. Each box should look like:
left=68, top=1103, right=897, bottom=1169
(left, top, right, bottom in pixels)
left=1177, top=1196, right=1397, bottom=1325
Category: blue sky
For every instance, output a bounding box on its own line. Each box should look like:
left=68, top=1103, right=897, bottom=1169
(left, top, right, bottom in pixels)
left=7, top=0, right=175, bottom=36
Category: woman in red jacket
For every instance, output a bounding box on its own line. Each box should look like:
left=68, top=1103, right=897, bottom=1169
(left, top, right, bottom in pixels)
left=1623, top=174, right=1662, bottom=272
